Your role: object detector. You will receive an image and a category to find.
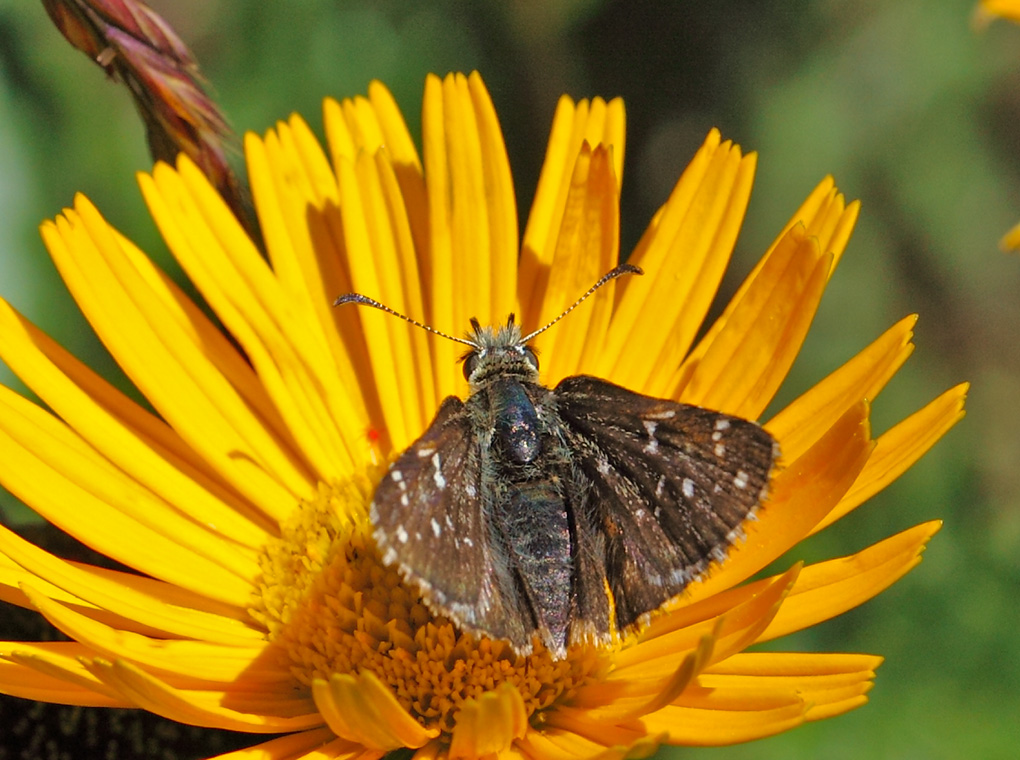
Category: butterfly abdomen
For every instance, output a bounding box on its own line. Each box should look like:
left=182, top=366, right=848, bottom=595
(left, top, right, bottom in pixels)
left=496, top=482, right=573, bottom=656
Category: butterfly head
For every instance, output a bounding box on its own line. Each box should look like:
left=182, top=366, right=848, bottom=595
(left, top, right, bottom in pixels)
left=462, top=314, right=540, bottom=387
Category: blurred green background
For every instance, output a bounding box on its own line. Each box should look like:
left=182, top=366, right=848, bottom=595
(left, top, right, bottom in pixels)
left=0, top=0, right=1017, bottom=758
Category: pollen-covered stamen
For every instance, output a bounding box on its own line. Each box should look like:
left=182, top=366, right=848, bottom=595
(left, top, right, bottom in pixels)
left=250, top=473, right=610, bottom=738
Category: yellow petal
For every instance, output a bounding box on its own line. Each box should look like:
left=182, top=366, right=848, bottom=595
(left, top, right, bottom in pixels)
left=639, top=699, right=805, bottom=746
left=566, top=633, right=712, bottom=719
left=520, top=95, right=626, bottom=328
left=0, top=523, right=261, bottom=643
left=534, top=143, right=621, bottom=384
left=0, top=551, right=102, bottom=614
left=42, top=199, right=309, bottom=521
left=517, top=725, right=660, bottom=760
left=757, top=521, right=941, bottom=641
left=611, top=565, right=799, bottom=676
left=819, top=384, right=968, bottom=531
left=448, top=681, right=528, bottom=759
left=247, top=129, right=386, bottom=462
left=84, top=658, right=320, bottom=732
left=1001, top=218, right=1020, bottom=251
left=671, top=683, right=802, bottom=712
left=2, top=643, right=121, bottom=701
left=767, top=315, right=917, bottom=461
left=666, top=674, right=873, bottom=729
left=0, top=379, right=260, bottom=587
left=18, top=584, right=281, bottom=688
left=980, top=1, right=1020, bottom=25
left=201, top=728, right=346, bottom=760
left=323, top=80, right=427, bottom=262
left=312, top=670, right=439, bottom=750
left=706, top=651, right=883, bottom=677
left=0, top=647, right=124, bottom=706
left=467, top=71, right=519, bottom=325
left=724, top=176, right=858, bottom=307
left=0, top=391, right=257, bottom=607
left=336, top=152, right=426, bottom=447
left=411, top=741, right=443, bottom=760
left=599, top=131, right=755, bottom=396
left=677, top=177, right=859, bottom=393
left=160, top=148, right=369, bottom=479
left=98, top=193, right=322, bottom=504
left=259, top=118, right=382, bottom=463
left=536, top=709, right=657, bottom=755
left=674, top=225, right=830, bottom=416
left=369, top=148, right=437, bottom=416
left=804, top=694, right=871, bottom=721
left=0, top=297, right=273, bottom=548
left=422, top=72, right=519, bottom=401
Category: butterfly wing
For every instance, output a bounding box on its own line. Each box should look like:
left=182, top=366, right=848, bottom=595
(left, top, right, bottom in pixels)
left=370, top=396, right=532, bottom=651
left=554, top=375, right=779, bottom=629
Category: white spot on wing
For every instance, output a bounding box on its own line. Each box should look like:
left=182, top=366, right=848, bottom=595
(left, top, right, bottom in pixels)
left=734, top=470, right=749, bottom=490
left=646, top=409, right=676, bottom=420
left=714, top=419, right=731, bottom=431
left=391, top=470, right=403, bottom=482
left=714, top=443, right=726, bottom=457
left=431, top=517, right=442, bottom=537
left=655, top=475, right=667, bottom=498
left=432, top=452, right=446, bottom=490
left=642, top=420, right=659, bottom=454
left=396, top=525, right=409, bottom=543
left=682, top=478, right=695, bottom=499
left=417, top=446, right=435, bottom=458
left=712, top=431, right=723, bottom=442
left=597, top=457, right=612, bottom=475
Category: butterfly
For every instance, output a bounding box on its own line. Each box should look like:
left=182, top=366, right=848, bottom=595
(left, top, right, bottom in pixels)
left=336, top=265, right=779, bottom=659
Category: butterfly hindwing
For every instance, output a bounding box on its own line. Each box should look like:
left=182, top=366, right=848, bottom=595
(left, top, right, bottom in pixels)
left=554, top=375, right=779, bottom=629
left=371, top=397, right=530, bottom=649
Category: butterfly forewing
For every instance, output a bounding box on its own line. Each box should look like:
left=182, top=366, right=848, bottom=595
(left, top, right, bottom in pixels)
left=371, top=397, right=530, bottom=648
left=555, top=375, right=778, bottom=630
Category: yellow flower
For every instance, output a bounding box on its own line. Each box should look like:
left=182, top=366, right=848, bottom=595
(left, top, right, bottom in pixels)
left=976, top=0, right=1020, bottom=24
left=1000, top=220, right=1020, bottom=251
left=975, top=3, right=1020, bottom=249
left=0, top=71, right=965, bottom=759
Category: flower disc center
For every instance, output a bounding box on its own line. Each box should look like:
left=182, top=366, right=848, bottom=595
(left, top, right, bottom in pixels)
left=250, top=474, right=609, bottom=735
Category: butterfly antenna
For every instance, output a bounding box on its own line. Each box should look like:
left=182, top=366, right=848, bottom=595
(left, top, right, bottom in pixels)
left=520, top=263, right=643, bottom=343
left=334, top=293, right=478, bottom=347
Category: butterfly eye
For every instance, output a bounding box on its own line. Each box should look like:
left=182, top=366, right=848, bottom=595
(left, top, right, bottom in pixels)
left=524, top=347, right=539, bottom=371
left=463, top=352, right=480, bottom=380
